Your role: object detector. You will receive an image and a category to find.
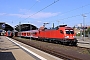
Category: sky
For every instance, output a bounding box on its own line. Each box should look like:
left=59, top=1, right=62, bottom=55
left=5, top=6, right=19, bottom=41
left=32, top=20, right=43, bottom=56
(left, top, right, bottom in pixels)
left=0, top=0, right=90, bottom=28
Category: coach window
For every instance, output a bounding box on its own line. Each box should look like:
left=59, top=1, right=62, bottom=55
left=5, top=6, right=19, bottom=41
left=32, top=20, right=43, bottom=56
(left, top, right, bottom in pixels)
left=60, top=30, right=64, bottom=34
left=39, top=31, right=40, bottom=34
left=34, top=32, right=37, bottom=34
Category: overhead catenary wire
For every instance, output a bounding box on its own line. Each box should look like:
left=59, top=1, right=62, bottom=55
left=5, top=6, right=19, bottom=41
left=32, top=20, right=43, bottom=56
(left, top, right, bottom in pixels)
left=14, top=1, right=39, bottom=31
left=45, top=3, right=90, bottom=24
left=36, top=3, right=90, bottom=23
left=21, top=1, right=90, bottom=22
left=49, top=12, right=90, bottom=24
left=24, top=0, right=60, bottom=20
left=58, top=4, right=90, bottom=22
left=19, top=1, right=90, bottom=27
left=58, top=4, right=90, bottom=16
left=59, top=12, right=90, bottom=20
left=29, top=1, right=39, bottom=10
left=60, top=12, right=90, bottom=20
left=50, top=3, right=90, bottom=23
left=19, top=1, right=38, bottom=19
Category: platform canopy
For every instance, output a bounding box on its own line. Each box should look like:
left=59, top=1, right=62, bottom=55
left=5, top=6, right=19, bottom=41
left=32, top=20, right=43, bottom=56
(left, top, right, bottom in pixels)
left=15, top=24, right=38, bottom=31
left=0, top=22, right=13, bottom=31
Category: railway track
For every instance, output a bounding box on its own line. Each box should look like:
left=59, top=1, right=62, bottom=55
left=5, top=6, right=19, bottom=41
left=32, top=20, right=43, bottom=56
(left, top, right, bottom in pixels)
left=13, top=37, right=90, bottom=60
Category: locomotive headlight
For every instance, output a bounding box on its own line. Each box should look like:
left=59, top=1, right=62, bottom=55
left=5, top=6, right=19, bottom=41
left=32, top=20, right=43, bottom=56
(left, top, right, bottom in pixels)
left=65, top=36, right=69, bottom=38
left=73, top=36, right=76, bottom=38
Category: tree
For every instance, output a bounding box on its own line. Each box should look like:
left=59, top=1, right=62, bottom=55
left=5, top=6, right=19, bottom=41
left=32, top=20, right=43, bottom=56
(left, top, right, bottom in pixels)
left=84, top=27, right=90, bottom=37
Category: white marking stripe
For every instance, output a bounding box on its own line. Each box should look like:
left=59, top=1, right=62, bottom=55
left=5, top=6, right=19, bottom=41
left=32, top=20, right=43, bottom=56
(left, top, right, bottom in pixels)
left=6, top=37, right=47, bottom=60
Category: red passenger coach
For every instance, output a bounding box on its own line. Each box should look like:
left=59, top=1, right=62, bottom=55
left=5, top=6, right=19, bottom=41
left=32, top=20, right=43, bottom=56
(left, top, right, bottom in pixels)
left=18, top=31, right=30, bottom=37
left=6, top=30, right=13, bottom=37
left=30, top=30, right=39, bottom=39
left=18, top=30, right=39, bottom=39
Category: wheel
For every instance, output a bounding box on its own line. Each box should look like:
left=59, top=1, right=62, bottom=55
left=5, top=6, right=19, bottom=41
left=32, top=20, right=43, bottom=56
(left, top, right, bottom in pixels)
left=73, top=42, right=77, bottom=46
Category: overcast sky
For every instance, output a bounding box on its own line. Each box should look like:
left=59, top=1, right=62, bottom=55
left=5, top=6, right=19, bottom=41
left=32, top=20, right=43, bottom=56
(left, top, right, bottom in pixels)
left=0, top=0, right=90, bottom=28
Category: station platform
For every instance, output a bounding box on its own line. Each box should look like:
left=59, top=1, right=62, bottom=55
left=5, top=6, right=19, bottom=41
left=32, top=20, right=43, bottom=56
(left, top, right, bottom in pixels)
left=77, top=37, right=90, bottom=48
left=1, top=36, right=89, bottom=60
left=0, top=36, right=36, bottom=60
left=0, top=36, right=62, bottom=60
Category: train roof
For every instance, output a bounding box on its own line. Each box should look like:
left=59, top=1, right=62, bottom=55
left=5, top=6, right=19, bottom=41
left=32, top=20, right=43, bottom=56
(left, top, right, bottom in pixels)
left=58, top=25, right=67, bottom=27
left=43, top=25, right=73, bottom=30
left=65, top=27, right=73, bottom=30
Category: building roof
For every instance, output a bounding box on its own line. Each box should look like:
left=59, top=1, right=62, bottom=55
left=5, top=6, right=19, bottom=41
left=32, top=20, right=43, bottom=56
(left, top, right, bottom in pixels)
left=15, top=24, right=38, bottom=31
left=0, top=22, right=13, bottom=31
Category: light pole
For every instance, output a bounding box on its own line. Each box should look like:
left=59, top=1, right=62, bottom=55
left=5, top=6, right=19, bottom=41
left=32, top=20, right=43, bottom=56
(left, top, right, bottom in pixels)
left=82, top=14, right=86, bottom=41
left=19, top=22, right=21, bottom=38
left=13, top=26, right=15, bottom=37
left=30, top=23, right=31, bottom=40
left=28, top=22, right=31, bottom=40
left=12, top=21, right=15, bottom=37
left=57, top=20, right=60, bottom=26
left=80, top=23, right=82, bottom=39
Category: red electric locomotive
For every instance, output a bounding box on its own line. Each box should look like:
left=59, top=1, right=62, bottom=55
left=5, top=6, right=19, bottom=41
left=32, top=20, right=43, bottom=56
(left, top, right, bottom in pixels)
left=37, top=25, right=77, bottom=45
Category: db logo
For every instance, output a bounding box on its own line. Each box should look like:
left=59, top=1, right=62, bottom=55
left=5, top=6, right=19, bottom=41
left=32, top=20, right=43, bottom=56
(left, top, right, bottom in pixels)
left=2, top=24, right=5, bottom=28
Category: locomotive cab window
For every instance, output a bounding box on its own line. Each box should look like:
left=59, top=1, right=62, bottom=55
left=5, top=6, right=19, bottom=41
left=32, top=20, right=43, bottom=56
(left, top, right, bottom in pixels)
left=66, top=30, right=70, bottom=34
left=65, top=30, right=74, bottom=34
left=70, top=30, right=74, bottom=34
left=60, top=30, right=64, bottom=34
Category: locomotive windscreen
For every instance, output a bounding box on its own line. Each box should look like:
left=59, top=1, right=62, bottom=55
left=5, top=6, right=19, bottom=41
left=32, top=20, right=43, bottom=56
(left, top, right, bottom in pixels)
left=65, top=30, right=74, bottom=34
